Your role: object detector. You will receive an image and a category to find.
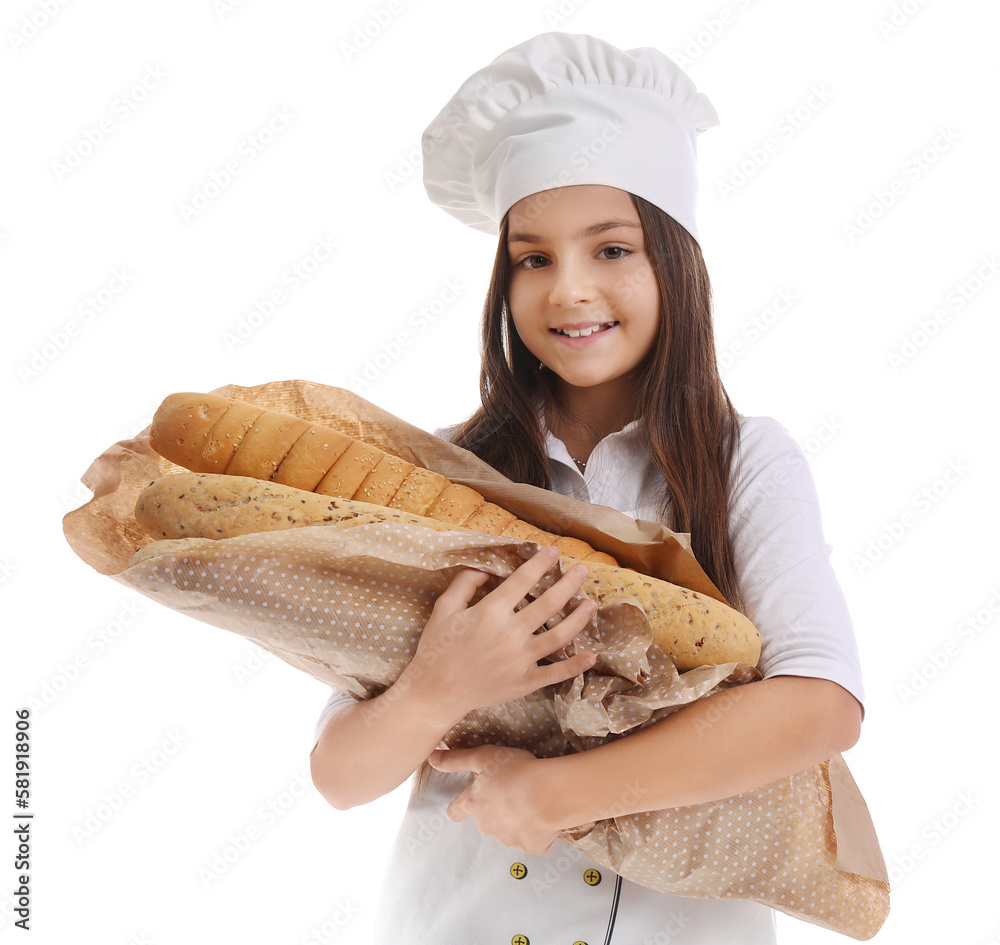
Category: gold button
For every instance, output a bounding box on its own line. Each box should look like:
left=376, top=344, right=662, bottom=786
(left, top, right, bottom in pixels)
left=572, top=941, right=589, bottom=945
left=511, top=936, right=529, bottom=945
left=509, top=862, right=528, bottom=880
left=583, top=868, right=602, bottom=886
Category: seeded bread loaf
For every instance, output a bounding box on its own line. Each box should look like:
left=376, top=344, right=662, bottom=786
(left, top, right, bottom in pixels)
left=133, top=472, right=761, bottom=670
left=150, top=391, right=617, bottom=565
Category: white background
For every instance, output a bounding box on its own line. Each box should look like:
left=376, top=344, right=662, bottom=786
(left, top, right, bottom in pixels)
left=2, top=0, right=998, bottom=942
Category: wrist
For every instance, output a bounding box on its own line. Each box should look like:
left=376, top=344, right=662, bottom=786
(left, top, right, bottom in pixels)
left=533, top=754, right=596, bottom=832
left=393, top=661, right=467, bottom=734
left=535, top=751, right=653, bottom=831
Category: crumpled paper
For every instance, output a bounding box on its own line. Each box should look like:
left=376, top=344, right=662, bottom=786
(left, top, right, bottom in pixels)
left=62, top=378, right=889, bottom=939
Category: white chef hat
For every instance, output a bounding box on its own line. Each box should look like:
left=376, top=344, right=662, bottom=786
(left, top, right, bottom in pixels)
left=421, top=31, right=719, bottom=245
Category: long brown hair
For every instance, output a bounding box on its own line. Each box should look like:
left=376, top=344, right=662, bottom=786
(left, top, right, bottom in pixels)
left=452, top=192, right=746, bottom=612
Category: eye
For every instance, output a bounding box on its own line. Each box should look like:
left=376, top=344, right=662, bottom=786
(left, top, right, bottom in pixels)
left=599, top=245, right=632, bottom=260
left=515, top=254, right=549, bottom=270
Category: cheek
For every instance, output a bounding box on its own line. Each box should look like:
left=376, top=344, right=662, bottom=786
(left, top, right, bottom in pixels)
left=507, top=284, right=542, bottom=336
left=506, top=304, right=534, bottom=352
left=634, top=283, right=663, bottom=340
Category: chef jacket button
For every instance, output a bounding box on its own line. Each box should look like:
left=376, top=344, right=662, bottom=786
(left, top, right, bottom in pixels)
left=583, top=868, right=602, bottom=886
left=511, top=936, right=529, bottom=945
left=509, top=862, right=528, bottom=880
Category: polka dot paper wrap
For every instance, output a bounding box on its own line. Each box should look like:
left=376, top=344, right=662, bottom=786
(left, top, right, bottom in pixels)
left=63, top=380, right=889, bottom=939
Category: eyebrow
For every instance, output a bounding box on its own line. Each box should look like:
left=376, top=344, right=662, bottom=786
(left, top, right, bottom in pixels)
left=507, top=218, right=641, bottom=244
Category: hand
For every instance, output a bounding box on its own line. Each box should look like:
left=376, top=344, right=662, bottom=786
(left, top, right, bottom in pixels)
left=428, top=745, right=562, bottom=855
left=401, top=544, right=597, bottom=727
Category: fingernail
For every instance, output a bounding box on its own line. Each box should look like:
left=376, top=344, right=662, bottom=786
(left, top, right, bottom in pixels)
left=428, top=750, right=442, bottom=765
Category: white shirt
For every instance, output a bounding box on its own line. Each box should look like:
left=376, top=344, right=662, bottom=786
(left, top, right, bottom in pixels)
left=311, top=414, right=864, bottom=943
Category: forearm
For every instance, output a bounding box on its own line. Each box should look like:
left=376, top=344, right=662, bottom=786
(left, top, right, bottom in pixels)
left=310, top=668, right=460, bottom=810
left=539, top=675, right=862, bottom=830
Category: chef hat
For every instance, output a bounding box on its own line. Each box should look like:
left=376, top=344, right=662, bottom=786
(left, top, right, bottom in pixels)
left=422, top=31, right=719, bottom=245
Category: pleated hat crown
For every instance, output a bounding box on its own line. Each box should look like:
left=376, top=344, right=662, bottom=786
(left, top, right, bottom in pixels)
left=421, top=31, right=719, bottom=245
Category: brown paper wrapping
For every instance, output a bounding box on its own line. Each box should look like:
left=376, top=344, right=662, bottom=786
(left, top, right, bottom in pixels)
left=62, top=379, right=889, bottom=939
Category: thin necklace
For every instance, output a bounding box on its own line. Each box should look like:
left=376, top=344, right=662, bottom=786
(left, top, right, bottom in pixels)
left=572, top=455, right=587, bottom=473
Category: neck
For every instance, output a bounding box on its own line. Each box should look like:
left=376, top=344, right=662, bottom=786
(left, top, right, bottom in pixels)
left=545, top=374, right=639, bottom=461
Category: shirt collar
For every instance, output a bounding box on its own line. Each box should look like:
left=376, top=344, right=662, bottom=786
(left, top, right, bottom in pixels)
left=537, top=398, right=645, bottom=474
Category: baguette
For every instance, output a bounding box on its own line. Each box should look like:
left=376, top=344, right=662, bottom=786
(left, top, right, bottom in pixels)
left=134, top=472, right=761, bottom=670
left=150, top=392, right=617, bottom=565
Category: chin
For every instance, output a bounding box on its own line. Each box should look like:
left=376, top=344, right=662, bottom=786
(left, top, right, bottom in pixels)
left=555, top=373, right=619, bottom=390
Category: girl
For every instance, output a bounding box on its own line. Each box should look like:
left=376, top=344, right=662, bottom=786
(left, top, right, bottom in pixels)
left=310, top=32, right=865, bottom=944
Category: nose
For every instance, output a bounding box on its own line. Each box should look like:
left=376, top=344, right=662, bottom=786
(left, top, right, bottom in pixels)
left=546, top=257, right=595, bottom=308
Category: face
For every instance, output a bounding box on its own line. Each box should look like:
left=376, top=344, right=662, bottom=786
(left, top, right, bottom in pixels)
left=506, top=184, right=661, bottom=397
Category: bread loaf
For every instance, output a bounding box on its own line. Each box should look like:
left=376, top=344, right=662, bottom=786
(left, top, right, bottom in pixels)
left=150, top=392, right=618, bottom=566
left=134, top=472, right=761, bottom=670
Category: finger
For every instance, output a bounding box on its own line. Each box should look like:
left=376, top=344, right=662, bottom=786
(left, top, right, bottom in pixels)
left=486, top=544, right=562, bottom=610
left=531, top=649, right=597, bottom=689
left=427, top=747, right=481, bottom=773
left=518, top=561, right=591, bottom=626
left=530, top=596, right=598, bottom=660
left=431, top=568, right=492, bottom=615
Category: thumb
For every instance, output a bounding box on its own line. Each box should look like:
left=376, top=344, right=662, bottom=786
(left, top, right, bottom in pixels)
left=427, top=747, right=481, bottom=773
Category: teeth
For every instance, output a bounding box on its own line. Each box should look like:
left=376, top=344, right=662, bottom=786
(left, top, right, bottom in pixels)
left=556, top=322, right=615, bottom=337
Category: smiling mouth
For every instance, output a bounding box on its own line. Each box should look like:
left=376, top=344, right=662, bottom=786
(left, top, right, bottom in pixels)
left=552, top=321, right=619, bottom=338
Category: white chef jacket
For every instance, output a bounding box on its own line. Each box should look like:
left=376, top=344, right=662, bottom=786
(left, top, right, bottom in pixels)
left=311, top=414, right=865, bottom=944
